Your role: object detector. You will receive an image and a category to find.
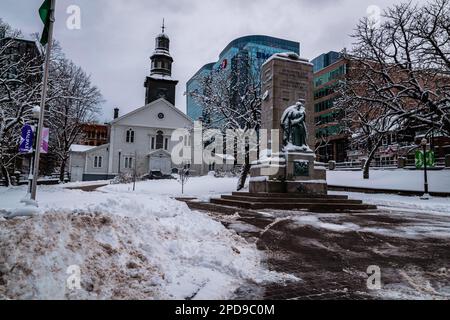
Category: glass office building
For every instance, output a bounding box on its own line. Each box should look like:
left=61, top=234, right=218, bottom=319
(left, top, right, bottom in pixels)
left=186, top=35, right=300, bottom=122
left=312, top=51, right=347, bottom=162
left=186, top=62, right=215, bottom=122
left=311, top=51, right=341, bottom=73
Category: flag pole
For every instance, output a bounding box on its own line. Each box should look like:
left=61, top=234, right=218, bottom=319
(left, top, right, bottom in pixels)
left=31, top=0, right=55, bottom=201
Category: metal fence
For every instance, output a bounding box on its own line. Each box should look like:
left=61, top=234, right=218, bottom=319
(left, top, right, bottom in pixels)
left=330, top=157, right=448, bottom=171
left=0, top=172, right=70, bottom=186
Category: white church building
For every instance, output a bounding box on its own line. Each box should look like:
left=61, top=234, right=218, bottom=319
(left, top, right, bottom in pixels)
left=69, top=26, right=193, bottom=182
left=69, top=99, right=192, bottom=182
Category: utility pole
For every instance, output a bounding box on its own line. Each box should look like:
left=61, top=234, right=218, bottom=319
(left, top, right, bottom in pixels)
left=421, top=138, right=430, bottom=200
left=31, top=0, right=55, bottom=201
left=133, top=151, right=137, bottom=191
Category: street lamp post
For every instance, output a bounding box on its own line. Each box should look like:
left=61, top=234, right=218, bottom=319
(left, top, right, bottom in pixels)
left=30, top=0, right=56, bottom=201
left=421, top=138, right=430, bottom=200
left=28, top=106, right=41, bottom=195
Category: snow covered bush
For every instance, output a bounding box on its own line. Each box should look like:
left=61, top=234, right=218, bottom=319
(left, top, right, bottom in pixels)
left=111, top=173, right=134, bottom=185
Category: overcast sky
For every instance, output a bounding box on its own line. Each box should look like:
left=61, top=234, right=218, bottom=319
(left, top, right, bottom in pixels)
left=1, top=0, right=424, bottom=122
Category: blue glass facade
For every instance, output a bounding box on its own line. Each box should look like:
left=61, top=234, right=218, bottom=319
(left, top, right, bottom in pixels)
left=186, top=35, right=300, bottom=122
left=186, top=63, right=215, bottom=121
left=311, top=51, right=341, bottom=73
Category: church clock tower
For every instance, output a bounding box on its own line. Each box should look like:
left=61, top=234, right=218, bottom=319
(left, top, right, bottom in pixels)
left=144, top=20, right=179, bottom=105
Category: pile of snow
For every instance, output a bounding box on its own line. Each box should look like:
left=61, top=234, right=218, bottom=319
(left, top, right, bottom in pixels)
left=0, top=176, right=290, bottom=300
left=328, top=169, right=450, bottom=193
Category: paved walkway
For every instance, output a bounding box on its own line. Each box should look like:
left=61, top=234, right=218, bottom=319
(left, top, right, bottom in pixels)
left=210, top=207, right=450, bottom=300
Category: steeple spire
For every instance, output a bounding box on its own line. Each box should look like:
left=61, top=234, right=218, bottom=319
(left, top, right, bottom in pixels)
left=144, top=20, right=178, bottom=105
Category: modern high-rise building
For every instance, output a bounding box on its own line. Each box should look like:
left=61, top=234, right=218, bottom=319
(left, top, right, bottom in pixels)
left=312, top=51, right=450, bottom=165
left=186, top=62, right=215, bottom=122
left=186, top=35, right=300, bottom=123
left=312, top=51, right=348, bottom=162
left=311, top=51, right=342, bottom=73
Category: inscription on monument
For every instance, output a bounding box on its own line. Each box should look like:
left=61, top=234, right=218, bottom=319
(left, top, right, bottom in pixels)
left=294, top=160, right=310, bottom=177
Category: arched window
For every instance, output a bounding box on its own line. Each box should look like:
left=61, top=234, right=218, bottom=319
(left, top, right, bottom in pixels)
left=156, top=131, right=164, bottom=150
left=126, top=129, right=135, bottom=143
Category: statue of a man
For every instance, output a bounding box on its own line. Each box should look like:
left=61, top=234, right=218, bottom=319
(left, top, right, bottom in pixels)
left=281, top=100, right=311, bottom=152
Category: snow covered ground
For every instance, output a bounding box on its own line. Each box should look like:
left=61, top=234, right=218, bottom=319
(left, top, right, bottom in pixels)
left=328, top=169, right=450, bottom=193
left=1, top=173, right=449, bottom=300
left=332, top=191, right=450, bottom=216
left=98, top=174, right=242, bottom=201
left=0, top=176, right=293, bottom=300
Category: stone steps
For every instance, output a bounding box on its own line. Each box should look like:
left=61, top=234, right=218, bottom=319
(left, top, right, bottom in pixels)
left=222, top=195, right=363, bottom=204
left=232, top=192, right=349, bottom=200
left=210, top=197, right=377, bottom=212
left=185, top=200, right=256, bottom=216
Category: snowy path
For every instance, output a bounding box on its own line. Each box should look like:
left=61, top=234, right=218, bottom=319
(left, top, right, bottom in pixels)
left=328, top=170, right=450, bottom=193
left=332, top=192, right=450, bottom=216
left=219, top=207, right=450, bottom=300
left=1, top=173, right=450, bottom=300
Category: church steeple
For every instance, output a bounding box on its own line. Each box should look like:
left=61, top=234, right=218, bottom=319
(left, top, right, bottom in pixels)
left=150, top=19, right=173, bottom=77
left=144, top=20, right=179, bottom=105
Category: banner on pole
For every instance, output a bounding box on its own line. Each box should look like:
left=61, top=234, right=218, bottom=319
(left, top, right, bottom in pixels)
left=426, top=151, right=436, bottom=168
left=19, top=124, right=34, bottom=154
left=40, top=127, right=50, bottom=154
left=415, top=150, right=435, bottom=169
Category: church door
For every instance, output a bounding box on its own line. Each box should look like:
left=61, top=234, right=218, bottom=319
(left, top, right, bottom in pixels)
left=149, top=154, right=172, bottom=175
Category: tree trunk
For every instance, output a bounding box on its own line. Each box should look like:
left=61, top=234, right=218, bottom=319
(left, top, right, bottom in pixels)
left=237, top=163, right=251, bottom=191
left=363, top=138, right=382, bottom=180
left=59, top=159, right=66, bottom=183
left=363, top=160, right=371, bottom=180
left=1, top=163, right=11, bottom=187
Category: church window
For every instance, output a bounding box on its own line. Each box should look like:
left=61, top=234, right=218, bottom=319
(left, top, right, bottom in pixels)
left=164, top=138, right=169, bottom=151
left=124, top=156, right=134, bottom=169
left=126, top=129, right=135, bottom=143
left=156, top=131, right=164, bottom=149
left=151, top=137, right=155, bottom=150
left=93, top=156, right=103, bottom=168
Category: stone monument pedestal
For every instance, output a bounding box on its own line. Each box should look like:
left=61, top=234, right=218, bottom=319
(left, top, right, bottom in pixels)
left=249, top=52, right=328, bottom=196
left=249, top=150, right=327, bottom=195
left=284, top=151, right=327, bottom=194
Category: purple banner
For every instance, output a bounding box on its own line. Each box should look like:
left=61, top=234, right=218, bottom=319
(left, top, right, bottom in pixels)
left=19, top=124, right=34, bottom=154
left=40, top=127, right=49, bottom=154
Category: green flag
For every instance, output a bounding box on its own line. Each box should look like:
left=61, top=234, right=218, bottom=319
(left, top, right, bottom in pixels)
left=415, top=151, right=424, bottom=169
left=415, top=150, right=436, bottom=169
left=39, top=0, right=52, bottom=45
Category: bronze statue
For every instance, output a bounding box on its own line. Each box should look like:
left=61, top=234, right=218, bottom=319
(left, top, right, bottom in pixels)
left=281, top=100, right=311, bottom=151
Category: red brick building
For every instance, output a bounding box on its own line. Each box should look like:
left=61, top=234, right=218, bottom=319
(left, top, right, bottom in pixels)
left=78, top=123, right=109, bottom=147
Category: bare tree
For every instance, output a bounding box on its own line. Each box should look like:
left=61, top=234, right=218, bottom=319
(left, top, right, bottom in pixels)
left=0, top=20, right=42, bottom=186
left=177, top=163, right=190, bottom=195
left=0, top=19, right=102, bottom=185
left=47, top=59, right=102, bottom=182
left=337, top=0, right=450, bottom=178
left=189, top=55, right=261, bottom=190
left=338, top=88, right=403, bottom=178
